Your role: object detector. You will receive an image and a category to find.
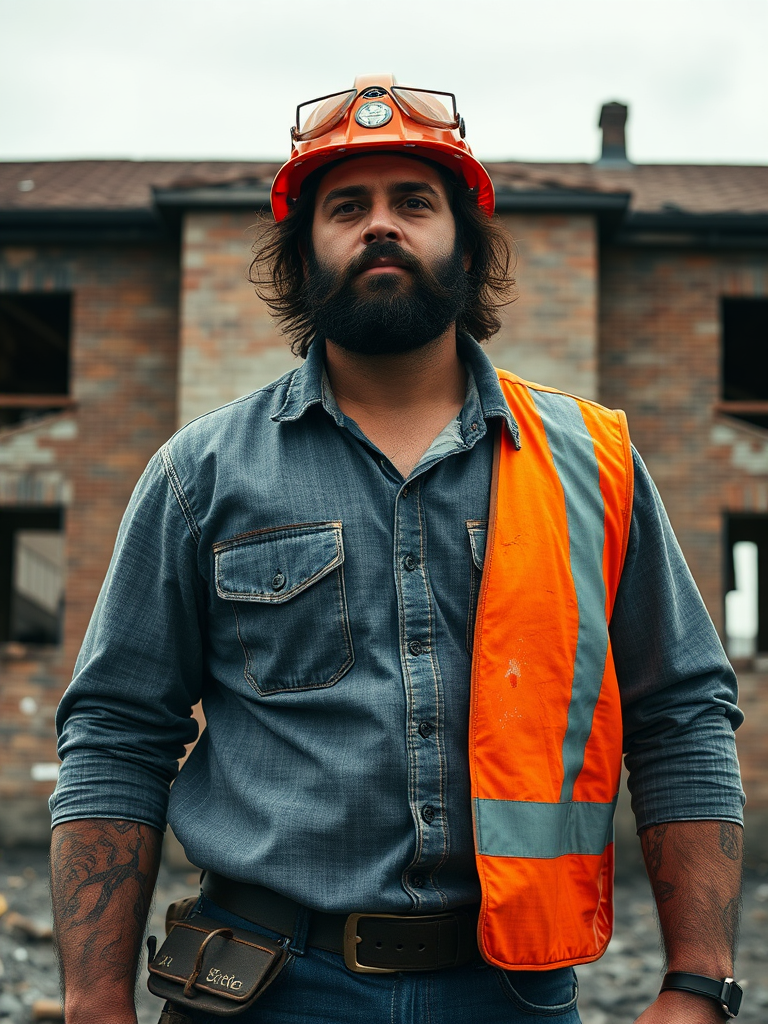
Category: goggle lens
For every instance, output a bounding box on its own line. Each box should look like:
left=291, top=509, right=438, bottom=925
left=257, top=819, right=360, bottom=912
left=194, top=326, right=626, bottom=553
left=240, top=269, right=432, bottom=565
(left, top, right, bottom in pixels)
left=293, top=86, right=460, bottom=143
left=391, top=87, right=459, bottom=129
left=295, top=89, right=357, bottom=141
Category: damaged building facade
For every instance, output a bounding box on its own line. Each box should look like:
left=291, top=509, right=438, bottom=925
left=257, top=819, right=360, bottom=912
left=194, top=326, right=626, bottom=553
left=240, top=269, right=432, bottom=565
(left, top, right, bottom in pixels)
left=1, top=104, right=767, bottom=855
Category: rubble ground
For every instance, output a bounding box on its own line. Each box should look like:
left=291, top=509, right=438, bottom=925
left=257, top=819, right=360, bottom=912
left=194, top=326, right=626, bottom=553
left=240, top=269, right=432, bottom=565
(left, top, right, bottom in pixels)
left=0, top=847, right=766, bottom=1024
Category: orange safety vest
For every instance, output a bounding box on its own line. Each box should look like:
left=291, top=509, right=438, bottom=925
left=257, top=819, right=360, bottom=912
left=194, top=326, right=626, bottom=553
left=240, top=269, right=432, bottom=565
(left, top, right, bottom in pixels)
left=471, top=370, right=634, bottom=971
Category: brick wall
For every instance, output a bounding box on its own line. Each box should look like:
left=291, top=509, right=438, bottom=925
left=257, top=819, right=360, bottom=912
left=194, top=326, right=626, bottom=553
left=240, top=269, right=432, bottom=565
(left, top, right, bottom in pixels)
left=488, top=213, right=599, bottom=400
left=0, top=243, right=179, bottom=842
left=178, top=212, right=300, bottom=426
left=599, top=244, right=768, bottom=827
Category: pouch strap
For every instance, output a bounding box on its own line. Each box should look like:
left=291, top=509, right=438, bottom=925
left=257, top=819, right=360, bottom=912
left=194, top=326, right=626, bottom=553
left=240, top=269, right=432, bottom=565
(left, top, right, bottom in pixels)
left=183, top=928, right=233, bottom=997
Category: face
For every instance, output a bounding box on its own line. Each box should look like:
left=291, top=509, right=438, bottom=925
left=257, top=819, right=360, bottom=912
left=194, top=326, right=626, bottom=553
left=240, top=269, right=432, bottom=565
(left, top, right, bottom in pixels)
left=305, top=154, right=468, bottom=355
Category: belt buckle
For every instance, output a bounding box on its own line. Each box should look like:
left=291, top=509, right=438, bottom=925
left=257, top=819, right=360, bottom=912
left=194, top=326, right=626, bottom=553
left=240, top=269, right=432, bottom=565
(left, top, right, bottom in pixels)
left=343, top=912, right=416, bottom=974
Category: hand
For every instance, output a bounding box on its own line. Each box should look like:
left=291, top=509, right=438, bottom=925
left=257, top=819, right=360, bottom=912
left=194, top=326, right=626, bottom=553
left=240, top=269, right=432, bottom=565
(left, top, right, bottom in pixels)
left=635, top=989, right=728, bottom=1023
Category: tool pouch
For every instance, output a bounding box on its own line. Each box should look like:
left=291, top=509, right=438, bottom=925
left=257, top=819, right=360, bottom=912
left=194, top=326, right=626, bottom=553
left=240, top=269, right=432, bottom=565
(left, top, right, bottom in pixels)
left=148, top=914, right=289, bottom=1017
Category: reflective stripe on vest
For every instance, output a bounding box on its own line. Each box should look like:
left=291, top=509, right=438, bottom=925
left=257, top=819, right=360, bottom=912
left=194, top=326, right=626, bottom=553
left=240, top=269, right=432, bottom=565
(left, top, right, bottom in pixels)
left=470, top=372, right=633, bottom=971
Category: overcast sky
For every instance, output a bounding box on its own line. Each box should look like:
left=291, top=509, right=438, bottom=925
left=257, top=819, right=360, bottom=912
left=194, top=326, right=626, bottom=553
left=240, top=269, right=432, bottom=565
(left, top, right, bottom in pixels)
left=1, top=0, right=766, bottom=166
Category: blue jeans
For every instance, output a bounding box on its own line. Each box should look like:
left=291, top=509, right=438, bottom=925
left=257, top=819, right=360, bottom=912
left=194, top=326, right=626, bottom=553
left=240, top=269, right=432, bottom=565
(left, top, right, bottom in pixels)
left=180, top=897, right=581, bottom=1023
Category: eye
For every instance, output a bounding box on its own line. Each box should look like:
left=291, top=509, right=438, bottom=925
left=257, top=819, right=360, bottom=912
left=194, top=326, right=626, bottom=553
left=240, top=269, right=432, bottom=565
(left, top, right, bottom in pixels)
left=402, top=197, right=429, bottom=210
left=333, top=201, right=363, bottom=216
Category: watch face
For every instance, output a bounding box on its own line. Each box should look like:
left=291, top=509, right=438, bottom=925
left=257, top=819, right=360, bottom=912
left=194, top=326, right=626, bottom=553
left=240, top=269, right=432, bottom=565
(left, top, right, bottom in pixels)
left=355, top=101, right=393, bottom=129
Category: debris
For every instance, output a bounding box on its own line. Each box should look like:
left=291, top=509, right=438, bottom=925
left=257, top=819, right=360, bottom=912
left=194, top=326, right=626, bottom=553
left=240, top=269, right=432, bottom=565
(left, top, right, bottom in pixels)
left=12, top=946, right=29, bottom=962
left=3, top=911, right=53, bottom=940
left=0, top=893, right=7, bottom=917
left=32, top=998, right=64, bottom=1021
left=0, top=992, right=23, bottom=1017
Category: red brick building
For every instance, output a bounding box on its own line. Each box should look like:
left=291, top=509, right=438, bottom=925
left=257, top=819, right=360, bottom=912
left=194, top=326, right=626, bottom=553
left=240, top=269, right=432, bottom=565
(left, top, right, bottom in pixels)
left=1, top=109, right=767, bottom=855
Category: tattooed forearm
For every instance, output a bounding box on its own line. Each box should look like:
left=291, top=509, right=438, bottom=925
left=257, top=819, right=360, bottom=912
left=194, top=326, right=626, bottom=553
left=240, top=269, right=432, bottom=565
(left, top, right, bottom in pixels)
left=50, top=819, right=162, bottom=1019
left=639, top=819, right=743, bottom=975
left=642, top=822, right=667, bottom=877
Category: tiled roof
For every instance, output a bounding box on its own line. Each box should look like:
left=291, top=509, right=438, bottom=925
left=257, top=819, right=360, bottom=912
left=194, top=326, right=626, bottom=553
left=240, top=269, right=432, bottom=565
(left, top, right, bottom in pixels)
left=0, top=158, right=766, bottom=216
left=0, top=161, right=279, bottom=212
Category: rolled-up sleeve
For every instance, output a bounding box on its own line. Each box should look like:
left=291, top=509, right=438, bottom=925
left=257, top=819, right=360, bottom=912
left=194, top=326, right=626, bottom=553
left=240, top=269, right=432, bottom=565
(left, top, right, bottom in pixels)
left=50, top=451, right=205, bottom=831
left=611, top=448, right=745, bottom=831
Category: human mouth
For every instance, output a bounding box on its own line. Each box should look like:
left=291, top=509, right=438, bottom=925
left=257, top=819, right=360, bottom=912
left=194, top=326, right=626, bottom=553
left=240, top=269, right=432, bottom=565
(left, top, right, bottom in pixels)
left=358, top=256, right=411, bottom=276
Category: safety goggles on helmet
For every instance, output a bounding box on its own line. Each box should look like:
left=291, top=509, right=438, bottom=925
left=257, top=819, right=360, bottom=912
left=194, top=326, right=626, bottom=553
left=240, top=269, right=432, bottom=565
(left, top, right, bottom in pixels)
left=293, top=86, right=463, bottom=143
left=270, top=74, right=495, bottom=222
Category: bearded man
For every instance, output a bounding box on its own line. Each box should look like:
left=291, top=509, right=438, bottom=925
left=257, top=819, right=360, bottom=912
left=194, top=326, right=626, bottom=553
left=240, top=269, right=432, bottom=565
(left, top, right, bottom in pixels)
left=50, top=77, right=745, bottom=1024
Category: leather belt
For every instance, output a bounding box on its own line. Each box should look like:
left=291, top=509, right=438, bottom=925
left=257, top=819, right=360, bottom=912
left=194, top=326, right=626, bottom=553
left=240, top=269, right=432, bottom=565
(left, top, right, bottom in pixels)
left=201, top=872, right=480, bottom=974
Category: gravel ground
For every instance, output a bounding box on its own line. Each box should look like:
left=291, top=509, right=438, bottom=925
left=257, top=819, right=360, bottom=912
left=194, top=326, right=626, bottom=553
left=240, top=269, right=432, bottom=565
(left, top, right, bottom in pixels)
left=0, top=847, right=766, bottom=1023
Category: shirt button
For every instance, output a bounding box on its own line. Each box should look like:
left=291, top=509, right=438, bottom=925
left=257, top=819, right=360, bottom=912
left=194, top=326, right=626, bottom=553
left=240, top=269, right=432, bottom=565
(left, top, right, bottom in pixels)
left=401, top=485, right=410, bottom=498
left=411, top=875, right=424, bottom=888
left=418, top=721, right=433, bottom=738
left=421, top=804, right=435, bottom=824
left=271, top=572, right=286, bottom=592
left=408, top=639, right=424, bottom=656
left=403, top=553, right=418, bottom=571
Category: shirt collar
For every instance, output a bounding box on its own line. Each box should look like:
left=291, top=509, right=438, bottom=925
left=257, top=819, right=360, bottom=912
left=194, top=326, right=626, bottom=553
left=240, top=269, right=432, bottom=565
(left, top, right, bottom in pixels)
left=272, top=333, right=521, bottom=449
left=272, top=336, right=334, bottom=424
left=456, top=333, right=520, bottom=449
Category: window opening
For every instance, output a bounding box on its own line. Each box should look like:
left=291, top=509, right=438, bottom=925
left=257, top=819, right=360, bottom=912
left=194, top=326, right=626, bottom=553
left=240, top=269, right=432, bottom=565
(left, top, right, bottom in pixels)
left=0, top=293, right=72, bottom=427
left=725, top=515, right=768, bottom=659
left=721, top=298, right=768, bottom=430
left=0, top=509, right=64, bottom=645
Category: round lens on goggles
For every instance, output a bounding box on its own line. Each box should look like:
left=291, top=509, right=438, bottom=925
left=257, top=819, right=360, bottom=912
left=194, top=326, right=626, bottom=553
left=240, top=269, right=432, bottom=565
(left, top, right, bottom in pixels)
left=294, top=89, right=357, bottom=141
left=391, top=87, right=459, bottom=129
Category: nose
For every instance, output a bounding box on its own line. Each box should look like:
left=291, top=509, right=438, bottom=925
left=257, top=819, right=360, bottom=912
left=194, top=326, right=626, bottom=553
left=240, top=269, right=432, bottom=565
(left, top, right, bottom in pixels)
left=361, top=199, right=402, bottom=245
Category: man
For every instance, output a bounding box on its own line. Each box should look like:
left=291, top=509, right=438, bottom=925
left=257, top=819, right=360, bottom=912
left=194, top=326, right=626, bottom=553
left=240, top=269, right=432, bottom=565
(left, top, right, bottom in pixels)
left=50, top=76, right=744, bottom=1024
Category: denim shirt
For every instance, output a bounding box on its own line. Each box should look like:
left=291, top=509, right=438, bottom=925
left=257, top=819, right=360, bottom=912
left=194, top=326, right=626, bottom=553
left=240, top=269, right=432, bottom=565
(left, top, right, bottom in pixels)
left=51, top=336, right=744, bottom=914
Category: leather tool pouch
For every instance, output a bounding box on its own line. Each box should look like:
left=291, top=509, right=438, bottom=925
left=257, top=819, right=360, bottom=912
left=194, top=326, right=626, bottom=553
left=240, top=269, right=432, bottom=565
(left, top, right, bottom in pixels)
left=148, top=914, right=289, bottom=1017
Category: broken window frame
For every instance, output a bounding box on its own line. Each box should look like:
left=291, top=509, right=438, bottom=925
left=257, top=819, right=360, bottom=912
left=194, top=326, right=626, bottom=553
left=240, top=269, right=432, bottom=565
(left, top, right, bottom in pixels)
left=0, top=292, right=74, bottom=428
left=717, top=297, right=768, bottom=431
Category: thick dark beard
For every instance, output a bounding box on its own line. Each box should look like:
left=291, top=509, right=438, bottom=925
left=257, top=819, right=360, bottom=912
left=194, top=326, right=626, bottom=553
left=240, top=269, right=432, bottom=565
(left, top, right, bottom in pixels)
left=303, top=240, right=468, bottom=355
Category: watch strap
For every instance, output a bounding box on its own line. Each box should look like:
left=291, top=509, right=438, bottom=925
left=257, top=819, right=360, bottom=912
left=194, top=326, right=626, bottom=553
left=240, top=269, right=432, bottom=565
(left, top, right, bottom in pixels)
left=661, top=972, right=742, bottom=1018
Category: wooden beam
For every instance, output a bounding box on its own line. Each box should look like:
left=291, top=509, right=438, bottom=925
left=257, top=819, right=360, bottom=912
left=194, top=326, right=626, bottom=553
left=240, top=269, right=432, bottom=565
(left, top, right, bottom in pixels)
left=0, top=395, right=75, bottom=408
left=715, top=401, right=768, bottom=415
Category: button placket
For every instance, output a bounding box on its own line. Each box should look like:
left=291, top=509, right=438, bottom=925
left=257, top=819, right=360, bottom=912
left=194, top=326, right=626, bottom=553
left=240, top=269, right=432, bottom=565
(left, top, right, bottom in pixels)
left=394, top=481, right=447, bottom=909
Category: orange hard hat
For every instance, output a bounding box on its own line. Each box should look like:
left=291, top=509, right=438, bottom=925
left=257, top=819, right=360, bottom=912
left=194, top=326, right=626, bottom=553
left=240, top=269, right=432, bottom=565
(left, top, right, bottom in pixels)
left=270, top=74, right=495, bottom=221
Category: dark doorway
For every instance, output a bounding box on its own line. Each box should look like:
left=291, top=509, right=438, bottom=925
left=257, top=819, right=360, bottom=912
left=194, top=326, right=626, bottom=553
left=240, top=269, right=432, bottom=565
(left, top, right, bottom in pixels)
left=725, top=514, right=768, bottom=657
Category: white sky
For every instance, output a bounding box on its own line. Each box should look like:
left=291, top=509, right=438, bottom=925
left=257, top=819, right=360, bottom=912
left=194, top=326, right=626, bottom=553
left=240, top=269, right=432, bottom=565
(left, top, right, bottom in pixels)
left=1, top=0, right=766, bottom=165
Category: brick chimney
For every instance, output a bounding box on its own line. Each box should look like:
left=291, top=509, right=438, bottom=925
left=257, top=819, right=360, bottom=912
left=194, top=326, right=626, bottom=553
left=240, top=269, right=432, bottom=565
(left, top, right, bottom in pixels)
left=597, top=101, right=631, bottom=167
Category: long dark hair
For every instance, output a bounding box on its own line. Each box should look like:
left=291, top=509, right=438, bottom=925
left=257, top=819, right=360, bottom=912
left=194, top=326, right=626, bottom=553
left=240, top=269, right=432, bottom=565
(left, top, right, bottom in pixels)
left=249, top=159, right=517, bottom=359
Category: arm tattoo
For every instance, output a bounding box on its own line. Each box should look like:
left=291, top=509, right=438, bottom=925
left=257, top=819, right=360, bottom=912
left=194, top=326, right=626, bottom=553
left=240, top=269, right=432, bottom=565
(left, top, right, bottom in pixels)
left=719, top=822, right=741, bottom=861
left=639, top=820, right=743, bottom=970
left=642, top=823, right=668, bottom=877
left=641, top=824, right=677, bottom=902
left=51, top=819, right=161, bottom=987
left=56, top=824, right=150, bottom=928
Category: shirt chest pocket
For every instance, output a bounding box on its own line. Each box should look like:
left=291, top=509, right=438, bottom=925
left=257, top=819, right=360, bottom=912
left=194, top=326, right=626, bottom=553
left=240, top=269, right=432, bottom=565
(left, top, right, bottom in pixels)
left=213, top=521, right=354, bottom=696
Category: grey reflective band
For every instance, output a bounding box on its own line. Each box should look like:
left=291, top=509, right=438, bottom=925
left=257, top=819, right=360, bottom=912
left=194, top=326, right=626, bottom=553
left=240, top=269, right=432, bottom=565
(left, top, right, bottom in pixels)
left=474, top=797, right=617, bottom=859
left=529, top=390, right=608, bottom=803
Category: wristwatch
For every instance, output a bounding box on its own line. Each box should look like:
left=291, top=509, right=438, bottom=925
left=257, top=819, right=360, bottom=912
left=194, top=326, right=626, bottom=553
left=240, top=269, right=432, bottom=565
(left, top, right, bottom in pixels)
left=660, top=972, right=743, bottom=1018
